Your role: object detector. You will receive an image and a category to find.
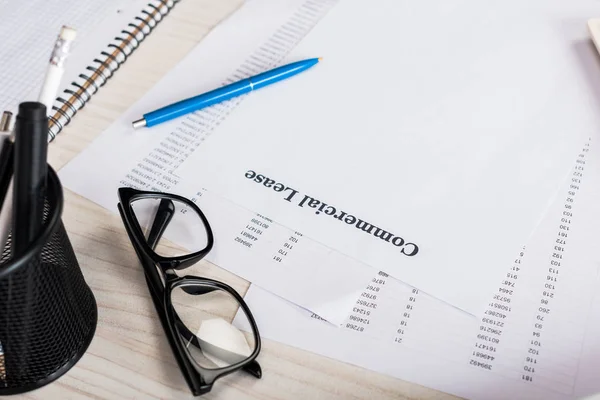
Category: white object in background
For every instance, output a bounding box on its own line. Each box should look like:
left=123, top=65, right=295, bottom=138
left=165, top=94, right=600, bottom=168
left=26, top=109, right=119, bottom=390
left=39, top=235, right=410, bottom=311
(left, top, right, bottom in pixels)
left=196, top=318, right=252, bottom=368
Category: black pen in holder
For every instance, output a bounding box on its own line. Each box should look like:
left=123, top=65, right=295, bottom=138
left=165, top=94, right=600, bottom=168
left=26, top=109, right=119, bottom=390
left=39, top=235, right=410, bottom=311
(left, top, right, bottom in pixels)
left=12, top=102, right=48, bottom=257
left=0, top=152, right=97, bottom=393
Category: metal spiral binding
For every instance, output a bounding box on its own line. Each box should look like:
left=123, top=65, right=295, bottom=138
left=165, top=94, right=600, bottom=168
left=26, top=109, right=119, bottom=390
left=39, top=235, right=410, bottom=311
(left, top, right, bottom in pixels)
left=47, top=0, right=178, bottom=142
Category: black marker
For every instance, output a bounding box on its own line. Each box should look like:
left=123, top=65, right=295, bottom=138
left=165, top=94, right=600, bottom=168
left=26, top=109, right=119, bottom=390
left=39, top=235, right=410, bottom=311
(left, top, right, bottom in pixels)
left=12, top=102, right=48, bottom=255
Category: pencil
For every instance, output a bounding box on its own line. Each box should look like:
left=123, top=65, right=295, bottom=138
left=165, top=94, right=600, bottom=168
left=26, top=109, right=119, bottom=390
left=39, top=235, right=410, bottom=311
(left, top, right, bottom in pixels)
left=38, top=26, right=77, bottom=116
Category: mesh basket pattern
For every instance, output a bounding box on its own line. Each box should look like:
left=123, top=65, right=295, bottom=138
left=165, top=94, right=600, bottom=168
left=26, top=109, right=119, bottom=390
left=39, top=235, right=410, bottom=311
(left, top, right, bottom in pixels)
left=0, top=169, right=97, bottom=394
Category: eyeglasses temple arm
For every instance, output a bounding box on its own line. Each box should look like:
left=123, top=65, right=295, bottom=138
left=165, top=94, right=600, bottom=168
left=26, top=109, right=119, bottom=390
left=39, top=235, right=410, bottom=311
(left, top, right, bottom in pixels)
left=147, top=199, right=175, bottom=249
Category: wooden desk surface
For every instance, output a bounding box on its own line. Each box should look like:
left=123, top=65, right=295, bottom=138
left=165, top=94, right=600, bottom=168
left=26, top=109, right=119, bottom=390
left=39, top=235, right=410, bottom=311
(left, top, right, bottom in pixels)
left=30, top=1, right=459, bottom=399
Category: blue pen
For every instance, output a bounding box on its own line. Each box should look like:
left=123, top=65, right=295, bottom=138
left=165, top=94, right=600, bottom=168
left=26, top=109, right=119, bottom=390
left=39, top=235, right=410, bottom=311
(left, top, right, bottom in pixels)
left=132, top=57, right=321, bottom=129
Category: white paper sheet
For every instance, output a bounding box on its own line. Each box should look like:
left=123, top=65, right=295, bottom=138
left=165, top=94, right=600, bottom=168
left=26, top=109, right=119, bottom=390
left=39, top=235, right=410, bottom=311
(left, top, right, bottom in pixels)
left=58, top=0, right=375, bottom=325
left=177, top=0, right=600, bottom=314
left=163, top=187, right=375, bottom=325
left=0, top=0, right=150, bottom=114
left=234, top=138, right=600, bottom=400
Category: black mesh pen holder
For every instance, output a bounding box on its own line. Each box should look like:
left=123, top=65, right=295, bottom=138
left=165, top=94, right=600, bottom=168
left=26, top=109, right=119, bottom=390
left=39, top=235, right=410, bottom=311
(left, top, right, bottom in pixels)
left=0, top=166, right=97, bottom=394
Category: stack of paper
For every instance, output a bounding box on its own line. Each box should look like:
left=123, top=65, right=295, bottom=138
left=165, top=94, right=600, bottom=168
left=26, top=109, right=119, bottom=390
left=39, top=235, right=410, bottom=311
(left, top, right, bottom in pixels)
left=233, top=137, right=600, bottom=399
left=58, top=0, right=600, bottom=398
left=176, top=0, right=600, bottom=315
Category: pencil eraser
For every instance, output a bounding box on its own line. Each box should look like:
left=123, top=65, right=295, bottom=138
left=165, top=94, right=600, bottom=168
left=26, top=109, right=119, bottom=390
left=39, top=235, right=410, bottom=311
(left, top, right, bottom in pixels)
left=60, top=26, right=77, bottom=42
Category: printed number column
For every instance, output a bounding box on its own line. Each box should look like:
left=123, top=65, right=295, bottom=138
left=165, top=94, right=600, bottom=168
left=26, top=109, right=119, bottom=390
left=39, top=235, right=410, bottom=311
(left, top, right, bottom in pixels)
left=470, top=250, right=524, bottom=373
left=521, top=141, right=590, bottom=394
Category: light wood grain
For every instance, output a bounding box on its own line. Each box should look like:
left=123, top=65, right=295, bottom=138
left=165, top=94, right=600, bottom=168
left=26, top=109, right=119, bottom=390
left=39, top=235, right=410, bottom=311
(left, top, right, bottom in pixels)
left=27, top=1, right=461, bottom=399
left=589, top=19, right=600, bottom=56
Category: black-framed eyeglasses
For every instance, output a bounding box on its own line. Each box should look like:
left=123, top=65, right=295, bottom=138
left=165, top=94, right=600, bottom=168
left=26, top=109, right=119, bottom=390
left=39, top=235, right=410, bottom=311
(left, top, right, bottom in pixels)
left=116, top=187, right=262, bottom=396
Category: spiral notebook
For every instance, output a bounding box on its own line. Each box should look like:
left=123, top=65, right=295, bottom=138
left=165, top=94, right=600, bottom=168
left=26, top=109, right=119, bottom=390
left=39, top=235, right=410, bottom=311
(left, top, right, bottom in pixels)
left=0, top=0, right=180, bottom=142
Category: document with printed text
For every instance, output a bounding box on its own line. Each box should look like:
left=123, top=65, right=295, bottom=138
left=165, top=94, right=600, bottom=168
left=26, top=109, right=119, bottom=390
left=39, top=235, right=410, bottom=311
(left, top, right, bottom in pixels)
left=234, top=138, right=600, bottom=400
left=177, top=0, right=600, bottom=314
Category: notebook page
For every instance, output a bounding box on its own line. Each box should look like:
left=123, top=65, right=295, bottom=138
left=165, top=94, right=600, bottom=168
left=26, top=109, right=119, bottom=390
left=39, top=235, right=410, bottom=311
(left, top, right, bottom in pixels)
left=234, top=139, right=600, bottom=400
left=0, top=0, right=150, bottom=115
